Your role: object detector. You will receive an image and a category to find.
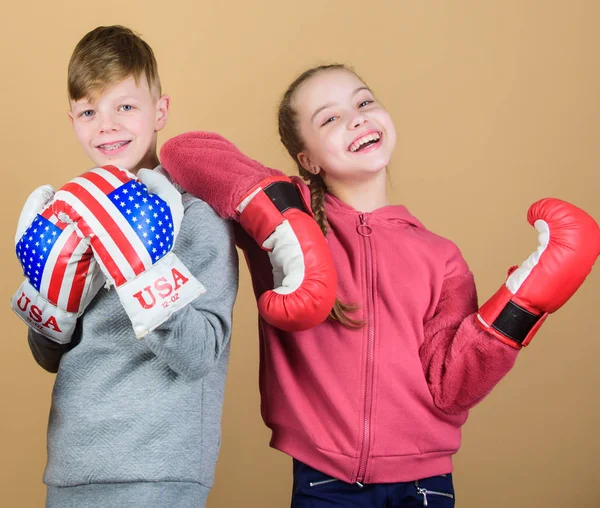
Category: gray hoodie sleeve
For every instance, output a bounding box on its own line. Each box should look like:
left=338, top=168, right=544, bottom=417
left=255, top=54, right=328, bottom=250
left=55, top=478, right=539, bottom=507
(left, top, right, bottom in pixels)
left=141, top=194, right=239, bottom=380
left=26, top=194, right=238, bottom=379
left=27, top=329, right=76, bottom=373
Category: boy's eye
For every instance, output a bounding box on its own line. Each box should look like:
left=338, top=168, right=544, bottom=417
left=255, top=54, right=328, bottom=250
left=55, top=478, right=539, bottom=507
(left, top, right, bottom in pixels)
left=321, top=116, right=337, bottom=127
left=80, top=110, right=94, bottom=118
left=120, top=104, right=133, bottom=112
left=358, top=100, right=373, bottom=108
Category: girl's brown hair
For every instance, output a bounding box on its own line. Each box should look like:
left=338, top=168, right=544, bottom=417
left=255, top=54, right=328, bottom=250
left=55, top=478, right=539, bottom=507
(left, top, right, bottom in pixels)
left=277, top=64, right=364, bottom=329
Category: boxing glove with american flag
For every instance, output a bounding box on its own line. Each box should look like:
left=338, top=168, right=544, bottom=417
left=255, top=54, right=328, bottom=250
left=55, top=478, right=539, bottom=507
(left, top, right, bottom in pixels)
left=11, top=185, right=105, bottom=344
left=52, top=165, right=206, bottom=338
left=160, top=131, right=337, bottom=332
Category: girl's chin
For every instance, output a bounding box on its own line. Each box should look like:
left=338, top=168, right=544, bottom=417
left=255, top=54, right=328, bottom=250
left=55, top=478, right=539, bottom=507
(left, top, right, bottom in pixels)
left=359, top=159, right=391, bottom=174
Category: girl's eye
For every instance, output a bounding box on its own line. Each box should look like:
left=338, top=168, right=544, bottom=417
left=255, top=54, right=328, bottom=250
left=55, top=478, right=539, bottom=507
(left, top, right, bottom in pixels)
left=358, top=100, right=373, bottom=108
left=120, top=104, right=133, bottom=112
left=321, top=116, right=337, bottom=127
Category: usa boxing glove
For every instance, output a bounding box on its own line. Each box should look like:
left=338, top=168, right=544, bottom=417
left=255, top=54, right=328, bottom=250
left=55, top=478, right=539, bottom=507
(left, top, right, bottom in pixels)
left=52, top=165, right=206, bottom=338
left=11, top=185, right=105, bottom=343
left=160, top=131, right=337, bottom=332
left=478, top=198, right=600, bottom=348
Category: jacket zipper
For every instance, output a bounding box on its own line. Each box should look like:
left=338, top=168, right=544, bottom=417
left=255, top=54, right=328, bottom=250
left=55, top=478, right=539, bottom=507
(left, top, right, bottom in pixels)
left=356, top=213, right=374, bottom=484
left=415, top=480, right=455, bottom=506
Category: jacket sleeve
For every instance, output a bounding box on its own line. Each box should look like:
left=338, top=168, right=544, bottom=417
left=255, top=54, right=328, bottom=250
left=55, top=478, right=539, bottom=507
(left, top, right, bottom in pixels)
left=142, top=195, right=239, bottom=381
left=419, top=245, right=520, bottom=415
left=27, top=329, right=78, bottom=373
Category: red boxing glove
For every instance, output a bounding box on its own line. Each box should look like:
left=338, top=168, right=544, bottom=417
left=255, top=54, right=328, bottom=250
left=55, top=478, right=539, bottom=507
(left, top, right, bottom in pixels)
left=478, top=198, right=600, bottom=348
left=160, top=131, right=337, bottom=331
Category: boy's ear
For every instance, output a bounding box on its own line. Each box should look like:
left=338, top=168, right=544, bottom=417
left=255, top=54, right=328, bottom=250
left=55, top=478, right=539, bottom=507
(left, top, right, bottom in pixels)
left=298, top=152, right=320, bottom=175
left=67, top=111, right=74, bottom=125
left=155, top=94, right=170, bottom=132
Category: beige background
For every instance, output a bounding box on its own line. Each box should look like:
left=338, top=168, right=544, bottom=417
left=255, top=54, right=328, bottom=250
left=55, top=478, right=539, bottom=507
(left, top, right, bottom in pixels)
left=1, top=1, right=599, bottom=507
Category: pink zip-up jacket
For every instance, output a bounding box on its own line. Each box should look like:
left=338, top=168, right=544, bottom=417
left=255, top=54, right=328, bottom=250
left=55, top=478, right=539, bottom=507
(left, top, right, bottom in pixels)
left=236, top=179, right=520, bottom=485
left=159, top=133, right=520, bottom=484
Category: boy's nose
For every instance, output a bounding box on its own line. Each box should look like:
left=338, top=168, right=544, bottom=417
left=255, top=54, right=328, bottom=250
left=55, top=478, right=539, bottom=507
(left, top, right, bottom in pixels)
left=98, top=114, right=119, bottom=133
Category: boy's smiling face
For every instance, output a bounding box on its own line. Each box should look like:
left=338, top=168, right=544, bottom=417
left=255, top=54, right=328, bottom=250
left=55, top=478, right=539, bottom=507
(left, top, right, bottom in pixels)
left=69, top=75, right=169, bottom=173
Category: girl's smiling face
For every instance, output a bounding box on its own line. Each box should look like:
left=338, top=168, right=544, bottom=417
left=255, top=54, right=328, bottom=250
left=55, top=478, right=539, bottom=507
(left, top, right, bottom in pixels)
left=294, top=68, right=396, bottom=185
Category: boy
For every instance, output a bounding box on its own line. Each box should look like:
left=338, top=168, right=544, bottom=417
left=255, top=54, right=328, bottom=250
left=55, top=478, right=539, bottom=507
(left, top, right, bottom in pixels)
left=14, top=25, right=238, bottom=507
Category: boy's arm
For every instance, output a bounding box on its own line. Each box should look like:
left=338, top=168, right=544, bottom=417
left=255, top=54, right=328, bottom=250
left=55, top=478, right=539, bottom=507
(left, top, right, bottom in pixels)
left=27, top=329, right=78, bottom=373
left=141, top=195, right=239, bottom=381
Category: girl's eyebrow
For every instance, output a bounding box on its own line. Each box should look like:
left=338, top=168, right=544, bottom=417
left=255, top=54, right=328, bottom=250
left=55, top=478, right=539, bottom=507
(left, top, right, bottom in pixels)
left=311, top=87, right=371, bottom=123
left=353, top=86, right=370, bottom=95
left=311, top=103, right=335, bottom=123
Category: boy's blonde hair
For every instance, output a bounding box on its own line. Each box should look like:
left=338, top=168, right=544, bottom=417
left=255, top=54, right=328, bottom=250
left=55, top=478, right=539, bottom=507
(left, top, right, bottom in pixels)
left=68, top=25, right=161, bottom=102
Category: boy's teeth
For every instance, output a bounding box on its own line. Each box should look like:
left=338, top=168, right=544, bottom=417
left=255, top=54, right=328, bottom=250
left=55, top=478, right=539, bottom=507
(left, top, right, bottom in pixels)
left=100, top=141, right=128, bottom=151
left=350, top=133, right=381, bottom=152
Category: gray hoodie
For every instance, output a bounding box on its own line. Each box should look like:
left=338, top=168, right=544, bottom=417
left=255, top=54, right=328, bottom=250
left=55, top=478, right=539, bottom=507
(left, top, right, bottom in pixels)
left=28, top=192, right=238, bottom=508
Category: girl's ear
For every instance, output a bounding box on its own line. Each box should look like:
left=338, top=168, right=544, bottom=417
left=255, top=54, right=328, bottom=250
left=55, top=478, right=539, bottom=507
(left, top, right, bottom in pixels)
left=298, top=152, right=320, bottom=175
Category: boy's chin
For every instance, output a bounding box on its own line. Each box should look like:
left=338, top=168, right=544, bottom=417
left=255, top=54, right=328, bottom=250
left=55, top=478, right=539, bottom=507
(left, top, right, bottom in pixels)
left=92, top=157, right=133, bottom=171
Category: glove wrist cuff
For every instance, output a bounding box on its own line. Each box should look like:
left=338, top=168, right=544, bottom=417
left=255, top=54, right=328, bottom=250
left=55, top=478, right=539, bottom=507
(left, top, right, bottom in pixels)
left=11, top=280, right=76, bottom=344
left=116, top=252, right=206, bottom=338
left=238, top=178, right=309, bottom=247
left=478, top=285, right=548, bottom=347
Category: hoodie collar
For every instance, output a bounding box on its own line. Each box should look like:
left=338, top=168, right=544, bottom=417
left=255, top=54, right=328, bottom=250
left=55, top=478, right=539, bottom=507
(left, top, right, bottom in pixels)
left=324, top=191, right=425, bottom=229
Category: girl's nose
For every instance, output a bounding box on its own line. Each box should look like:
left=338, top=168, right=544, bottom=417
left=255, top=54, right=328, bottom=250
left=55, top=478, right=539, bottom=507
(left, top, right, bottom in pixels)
left=349, top=112, right=368, bottom=129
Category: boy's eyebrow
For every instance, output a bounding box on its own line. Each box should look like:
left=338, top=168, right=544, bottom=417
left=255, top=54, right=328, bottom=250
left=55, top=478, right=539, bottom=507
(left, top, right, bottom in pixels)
left=311, top=86, right=371, bottom=123
left=70, top=102, right=92, bottom=111
left=71, top=98, right=91, bottom=106
left=113, top=94, right=141, bottom=101
left=70, top=93, right=144, bottom=113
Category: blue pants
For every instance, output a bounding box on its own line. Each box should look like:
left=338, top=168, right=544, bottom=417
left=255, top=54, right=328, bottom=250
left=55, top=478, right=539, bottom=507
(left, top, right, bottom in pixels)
left=291, top=460, right=455, bottom=507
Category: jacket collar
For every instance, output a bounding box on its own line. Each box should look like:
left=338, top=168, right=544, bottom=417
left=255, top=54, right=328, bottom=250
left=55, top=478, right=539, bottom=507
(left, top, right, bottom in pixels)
left=324, top=191, right=425, bottom=229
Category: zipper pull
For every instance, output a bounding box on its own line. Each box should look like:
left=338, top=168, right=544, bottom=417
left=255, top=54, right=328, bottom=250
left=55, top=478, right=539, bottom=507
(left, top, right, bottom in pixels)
left=417, top=487, right=428, bottom=506
left=309, top=478, right=339, bottom=487
left=357, top=213, right=372, bottom=236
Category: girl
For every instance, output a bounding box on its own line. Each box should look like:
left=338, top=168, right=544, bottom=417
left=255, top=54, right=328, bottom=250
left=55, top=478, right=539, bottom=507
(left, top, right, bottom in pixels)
left=160, top=64, right=599, bottom=507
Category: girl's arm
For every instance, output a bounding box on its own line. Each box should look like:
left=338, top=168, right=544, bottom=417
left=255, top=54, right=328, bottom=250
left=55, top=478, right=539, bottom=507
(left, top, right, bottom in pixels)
left=160, top=131, right=337, bottom=331
left=419, top=254, right=519, bottom=415
left=421, top=196, right=600, bottom=414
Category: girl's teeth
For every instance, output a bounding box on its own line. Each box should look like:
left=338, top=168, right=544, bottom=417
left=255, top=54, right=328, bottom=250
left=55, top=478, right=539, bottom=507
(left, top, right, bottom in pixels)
left=350, top=133, right=381, bottom=152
